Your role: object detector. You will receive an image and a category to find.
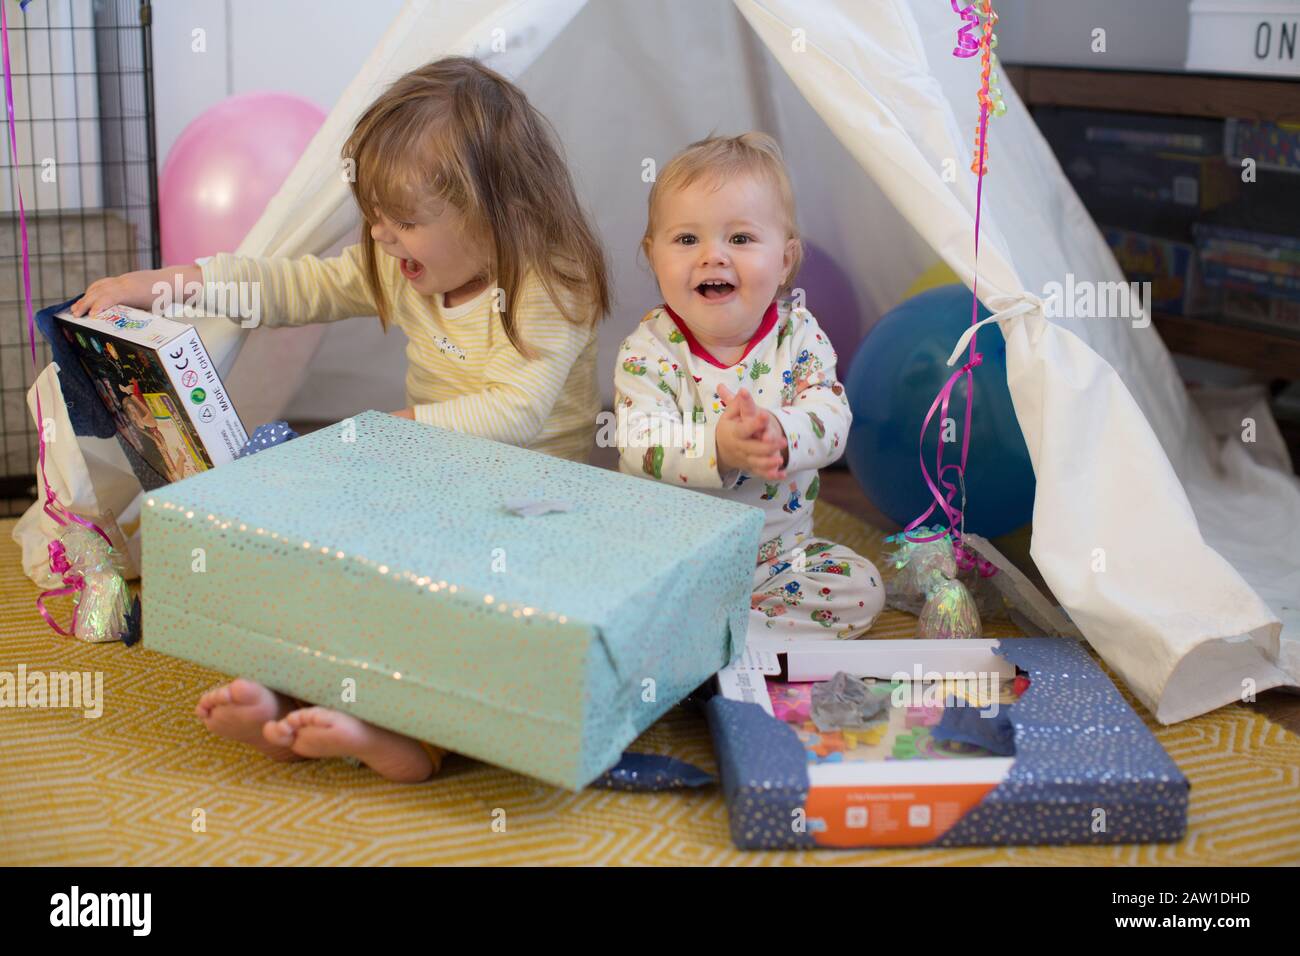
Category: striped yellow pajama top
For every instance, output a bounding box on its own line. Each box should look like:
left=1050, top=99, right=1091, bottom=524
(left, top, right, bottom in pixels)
left=201, top=243, right=600, bottom=462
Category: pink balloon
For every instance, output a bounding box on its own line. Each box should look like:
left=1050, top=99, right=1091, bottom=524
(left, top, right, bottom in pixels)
left=159, top=92, right=326, bottom=265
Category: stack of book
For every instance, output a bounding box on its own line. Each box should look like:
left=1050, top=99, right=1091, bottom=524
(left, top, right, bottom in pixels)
left=1194, top=175, right=1300, bottom=338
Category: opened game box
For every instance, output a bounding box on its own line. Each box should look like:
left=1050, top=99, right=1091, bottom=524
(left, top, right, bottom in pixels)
left=53, top=305, right=247, bottom=485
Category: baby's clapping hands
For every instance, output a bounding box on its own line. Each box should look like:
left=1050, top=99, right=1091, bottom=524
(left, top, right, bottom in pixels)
left=716, top=383, right=788, bottom=481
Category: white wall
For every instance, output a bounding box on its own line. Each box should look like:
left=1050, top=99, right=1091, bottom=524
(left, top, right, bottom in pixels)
left=151, top=0, right=404, bottom=163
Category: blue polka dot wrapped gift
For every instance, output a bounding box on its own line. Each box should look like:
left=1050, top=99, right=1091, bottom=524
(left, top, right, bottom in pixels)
left=707, top=637, right=1190, bottom=850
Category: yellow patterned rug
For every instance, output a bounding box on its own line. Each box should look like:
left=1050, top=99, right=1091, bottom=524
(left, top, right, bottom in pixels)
left=2, top=506, right=1298, bottom=866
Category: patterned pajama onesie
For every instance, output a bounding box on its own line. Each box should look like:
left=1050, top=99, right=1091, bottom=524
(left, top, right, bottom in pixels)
left=614, top=299, right=885, bottom=641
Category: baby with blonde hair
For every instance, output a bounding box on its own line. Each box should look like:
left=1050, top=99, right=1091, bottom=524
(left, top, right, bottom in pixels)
left=615, top=132, right=885, bottom=639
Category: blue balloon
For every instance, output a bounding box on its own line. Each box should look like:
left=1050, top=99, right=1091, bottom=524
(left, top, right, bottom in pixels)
left=843, top=284, right=1034, bottom=538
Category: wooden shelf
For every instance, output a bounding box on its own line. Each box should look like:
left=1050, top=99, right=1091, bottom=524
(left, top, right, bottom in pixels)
left=1005, top=66, right=1300, bottom=122
left=1153, top=312, right=1300, bottom=380
left=1001, top=65, right=1299, bottom=380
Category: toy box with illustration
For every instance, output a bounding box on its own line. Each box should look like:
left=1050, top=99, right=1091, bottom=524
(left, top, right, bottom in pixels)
left=1101, top=226, right=1220, bottom=317
left=1193, top=224, right=1300, bottom=303
left=53, top=305, right=247, bottom=484
left=706, top=637, right=1189, bottom=850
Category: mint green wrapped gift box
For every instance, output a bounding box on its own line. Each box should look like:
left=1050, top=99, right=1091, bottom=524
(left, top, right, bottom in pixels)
left=142, top=411, right=763, bottom=789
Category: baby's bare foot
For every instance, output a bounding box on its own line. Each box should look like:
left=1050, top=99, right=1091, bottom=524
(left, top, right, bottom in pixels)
left=195, top=678, right=304, bottom=762
left=263, top=707, right=437, bottom=783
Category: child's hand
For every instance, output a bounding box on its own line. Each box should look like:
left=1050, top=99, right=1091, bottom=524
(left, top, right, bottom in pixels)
left=727, top=385, right=788, bottom=454
left=70, top=265, right=203, bottom=318
left=716, top=383, right=788, bottom=480
left=390, top=408, right=416, bottom=420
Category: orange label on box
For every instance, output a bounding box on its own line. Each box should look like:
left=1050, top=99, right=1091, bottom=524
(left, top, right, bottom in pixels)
left=806, top=783, right=998, bottom=847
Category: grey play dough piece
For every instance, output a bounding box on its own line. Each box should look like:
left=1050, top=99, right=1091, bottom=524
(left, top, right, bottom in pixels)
left=810, top=671, right=889, bottom=732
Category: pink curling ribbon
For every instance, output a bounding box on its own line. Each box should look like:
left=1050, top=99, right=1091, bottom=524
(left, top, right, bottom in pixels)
left=35, top=540, right=87, bottom=636
left=954, top=541, right=998, bottom=577
left=904, top=1, right=997, bottom=547
left=3, top=1, right=119, bottom=636
left=951, top=0, right=981, bottom=57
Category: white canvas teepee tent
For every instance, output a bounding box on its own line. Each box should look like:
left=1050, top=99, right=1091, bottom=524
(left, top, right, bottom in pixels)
left=19, top=0, right=1300, bottom=724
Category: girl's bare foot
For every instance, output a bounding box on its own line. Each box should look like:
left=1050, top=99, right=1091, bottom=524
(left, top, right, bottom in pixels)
left=195, top=678, right=305, bottom=762
left=263, top=706, right=437, bottom=783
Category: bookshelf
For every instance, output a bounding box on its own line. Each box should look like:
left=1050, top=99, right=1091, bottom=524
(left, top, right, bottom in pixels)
left=1007, top=65, right=1300, bottom=381
left=1005, top=66, right=1300, bottom=124
left=1153, top=312, right=1300, bottom=381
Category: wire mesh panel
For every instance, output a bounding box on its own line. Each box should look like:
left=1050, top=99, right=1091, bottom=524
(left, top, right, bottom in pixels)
left=0, top=0, right=157, bottom=517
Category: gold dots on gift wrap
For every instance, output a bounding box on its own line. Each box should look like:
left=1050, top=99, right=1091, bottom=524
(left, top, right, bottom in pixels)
left=150, top=495, right=582, bottom=672
left=932, top=639, right=1188, bottom=847
left=145, top=409, right=762, bottom=786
